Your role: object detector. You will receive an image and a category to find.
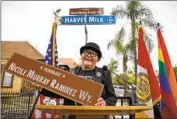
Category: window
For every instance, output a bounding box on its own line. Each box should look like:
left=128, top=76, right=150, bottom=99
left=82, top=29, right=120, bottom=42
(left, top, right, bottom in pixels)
left=1, top=67, right=14, bottom=88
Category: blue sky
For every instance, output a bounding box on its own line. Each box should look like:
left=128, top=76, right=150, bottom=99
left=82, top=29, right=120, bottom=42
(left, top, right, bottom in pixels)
left=2, top=1, right=177, bottom=72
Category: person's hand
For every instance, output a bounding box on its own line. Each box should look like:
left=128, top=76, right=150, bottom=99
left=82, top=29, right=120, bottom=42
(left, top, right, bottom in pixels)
left=95, top=97, right=106, bottom=106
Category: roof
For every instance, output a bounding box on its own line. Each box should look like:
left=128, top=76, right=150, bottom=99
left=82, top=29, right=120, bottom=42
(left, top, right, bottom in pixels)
left=1, top=41, right=44, bottom=60
left=59, top=58, right=78, bottom=68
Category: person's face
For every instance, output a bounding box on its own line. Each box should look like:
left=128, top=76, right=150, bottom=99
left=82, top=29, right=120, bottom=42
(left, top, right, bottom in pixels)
left=81, top=49, right=98, bottom=69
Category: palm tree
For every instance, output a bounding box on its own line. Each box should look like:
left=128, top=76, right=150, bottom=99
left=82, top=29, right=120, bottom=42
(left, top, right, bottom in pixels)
left=110, top=0, right=157, bottom=85
left=107, top=58, right=119, bottom=74
left=108, top=27, right=133, bottom=96
left=107, top=58, right=119, bottom=84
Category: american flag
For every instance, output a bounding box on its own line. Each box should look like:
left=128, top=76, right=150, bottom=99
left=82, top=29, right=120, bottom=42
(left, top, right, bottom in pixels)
left=32, top=94, right=62, bottom=118
left=32, top=22, right=62, bottom=119
left=45, top=22, right=59, bottom=67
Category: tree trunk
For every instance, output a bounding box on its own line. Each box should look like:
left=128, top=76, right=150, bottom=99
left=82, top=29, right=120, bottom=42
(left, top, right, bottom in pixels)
left=123, top=74, right=128, bottom=96
left=123, top=55, right=128, bottom=96
left=131, top=19, right=137, bottom=86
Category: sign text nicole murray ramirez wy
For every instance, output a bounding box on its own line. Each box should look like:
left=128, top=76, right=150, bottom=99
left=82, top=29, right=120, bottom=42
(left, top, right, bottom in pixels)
left=7, top=62, right=93, bottom=103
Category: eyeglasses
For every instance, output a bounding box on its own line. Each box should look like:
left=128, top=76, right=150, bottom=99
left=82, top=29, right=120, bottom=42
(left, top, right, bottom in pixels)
left=83, top=50, right=97, bottom=57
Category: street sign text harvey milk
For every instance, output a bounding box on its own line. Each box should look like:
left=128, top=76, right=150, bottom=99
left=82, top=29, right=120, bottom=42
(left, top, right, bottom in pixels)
left=4, top=53, right=104, bottom=106
left=61, top=15, right=116, bottom=25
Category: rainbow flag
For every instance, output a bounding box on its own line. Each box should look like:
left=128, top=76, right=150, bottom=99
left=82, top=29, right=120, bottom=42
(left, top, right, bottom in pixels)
left=136, top=26, right=161, bottom=118
left=157, top=28, right=177, bottom=118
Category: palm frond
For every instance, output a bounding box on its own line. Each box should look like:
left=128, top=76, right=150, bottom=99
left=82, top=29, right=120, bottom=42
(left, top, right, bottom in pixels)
left=124, top=40, right=136, bottom=61
left=107, top=39, right=124, bottom=55
left=108, top=26, right=126, bottom=53
left=138, top=5, right=153, bottom=18
left=127, top=38, right=136, bottom=53
left=115, top=41, right=124, bottom=54
left=126, top=0, right=141, bottom=11
left=126, top=0, right=142, bottom=20
left=144, top=31, right=154, bottom=53
left=115, top=26, right=126, bottom=43
left=126, top=33, right=138, bottom=61
left=128, top=28, right=154, bottom=53
left=111, top=5, right=128, bottom=19
left=107, top=40, right=115, bottom=49
left=141, top=18, right=158, bottom=30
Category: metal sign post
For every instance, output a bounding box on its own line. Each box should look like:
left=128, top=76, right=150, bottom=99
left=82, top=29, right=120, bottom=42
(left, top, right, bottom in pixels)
left=69, top=8, right=105, bottom=44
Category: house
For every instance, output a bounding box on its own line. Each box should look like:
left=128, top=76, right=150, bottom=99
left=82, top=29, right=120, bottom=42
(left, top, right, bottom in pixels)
left=1, top=41, right=44, bottom=92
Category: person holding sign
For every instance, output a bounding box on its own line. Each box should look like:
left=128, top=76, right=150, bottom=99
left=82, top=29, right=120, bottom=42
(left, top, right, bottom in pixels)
left=71, top=42, right=117, bottom=106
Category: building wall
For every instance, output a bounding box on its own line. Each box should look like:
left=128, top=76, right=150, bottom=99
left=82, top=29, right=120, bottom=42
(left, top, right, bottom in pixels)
left=1, top=76, right=22, bottom=92
left=1, top=60, right=22, bottom=92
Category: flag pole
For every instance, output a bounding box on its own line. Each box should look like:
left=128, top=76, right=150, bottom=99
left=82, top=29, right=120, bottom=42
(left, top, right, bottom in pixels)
left=53, top=9, right=61, bottom=24
left=53, top=9, right=61, bottom=67
left=156, top=23, right=160, bottom=30
left=134, top=21, right=142, bottom=104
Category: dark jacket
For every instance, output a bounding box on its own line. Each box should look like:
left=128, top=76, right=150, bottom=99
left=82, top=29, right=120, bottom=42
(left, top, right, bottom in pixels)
left=71, top=66, right=117, bottom=106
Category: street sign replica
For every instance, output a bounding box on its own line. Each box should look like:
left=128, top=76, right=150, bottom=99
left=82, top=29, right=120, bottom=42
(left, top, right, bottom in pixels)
left=69, top=8, right=104, bottom=15
left=60, top=15, right=116, bottom=25
left=4, top=53, right=104, bottom=106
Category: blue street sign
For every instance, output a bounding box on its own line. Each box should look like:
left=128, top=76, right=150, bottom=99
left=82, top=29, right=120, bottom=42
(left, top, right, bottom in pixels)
left=60, top=15, right=116, bottom=25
